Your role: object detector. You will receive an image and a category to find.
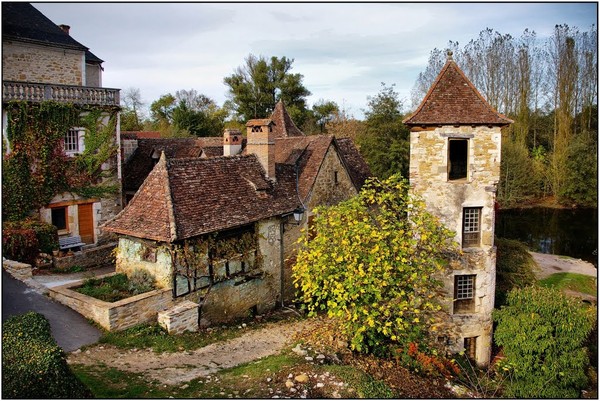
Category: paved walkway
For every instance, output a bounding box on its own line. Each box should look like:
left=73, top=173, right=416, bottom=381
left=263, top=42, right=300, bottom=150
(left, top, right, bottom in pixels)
left=2, top=267, right=112, bottom=352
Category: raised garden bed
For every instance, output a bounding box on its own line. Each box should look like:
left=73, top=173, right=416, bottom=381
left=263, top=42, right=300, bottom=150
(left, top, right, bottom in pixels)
left=48, top=273, right=176, bottom=332
left=76, top=272, right=156, bottom=302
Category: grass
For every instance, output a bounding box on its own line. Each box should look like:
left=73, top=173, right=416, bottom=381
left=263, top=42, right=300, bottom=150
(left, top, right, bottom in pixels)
left=75, top=273, right=155, bottom=302
left=99, top=323, right=250, bottom=353
left=70, top=350, right=395, bottom=399
left=539, top=272, right=597, bottom=296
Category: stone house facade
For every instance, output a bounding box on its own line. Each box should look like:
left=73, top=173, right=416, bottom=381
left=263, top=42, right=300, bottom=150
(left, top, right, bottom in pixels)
left=2, top=3, right=121, bottom=247
left=103, top=101, right=371, bottom=325
left=404, top=52, right=512, bottom=366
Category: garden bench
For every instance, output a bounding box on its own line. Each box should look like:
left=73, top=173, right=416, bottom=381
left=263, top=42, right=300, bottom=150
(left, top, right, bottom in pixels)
left=58, top=235, right=86, bottom=252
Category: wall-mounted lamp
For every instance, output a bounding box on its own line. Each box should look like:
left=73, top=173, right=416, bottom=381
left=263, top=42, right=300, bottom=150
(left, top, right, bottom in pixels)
left=292, top=207, right=305, bottom=225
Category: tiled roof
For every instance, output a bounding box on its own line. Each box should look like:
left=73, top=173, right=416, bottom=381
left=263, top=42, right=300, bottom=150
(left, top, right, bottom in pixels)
left=121, top=131, right=162, bottom=139
left=122, top=138, right=221, bottom=192
left=104, top=153, right=300, bottom=242
left=335, top=138, right=372, bottom=189
left=403, top=58, right=513, bottom=126
left=246, top=119, right=272, bottom=127
left=271, top=101, right=305, bottom=138
left=2, top=3, right=103, bottom=63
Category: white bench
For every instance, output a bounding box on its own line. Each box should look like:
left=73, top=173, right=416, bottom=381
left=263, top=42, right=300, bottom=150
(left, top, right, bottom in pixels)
left=58, top=235, right=86, bottom=252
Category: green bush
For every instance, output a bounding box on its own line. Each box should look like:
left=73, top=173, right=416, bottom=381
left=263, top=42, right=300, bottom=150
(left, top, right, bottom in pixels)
left=494, top=237, right=537, bottom=307
left=77, top=272, right=156, bottom=302
left=2, top=312, right=92, bottom=398
left=127, top=269, right=156, bottom=295
left=493, top=286, right=596, bottom=398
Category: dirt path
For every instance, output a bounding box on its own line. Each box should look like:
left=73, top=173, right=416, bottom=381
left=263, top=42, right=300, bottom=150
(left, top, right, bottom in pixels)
left=530, top=252, right=597, bottom=279
left=67, top=318, right=315, bottom=385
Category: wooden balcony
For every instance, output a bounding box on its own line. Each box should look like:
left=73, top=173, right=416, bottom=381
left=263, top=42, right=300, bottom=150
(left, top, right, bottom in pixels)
left=2, top=80, right=120, bottom=107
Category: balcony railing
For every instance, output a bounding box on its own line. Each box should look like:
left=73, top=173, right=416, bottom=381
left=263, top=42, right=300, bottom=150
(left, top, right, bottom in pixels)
left=2, top=80, right=120, bottom=107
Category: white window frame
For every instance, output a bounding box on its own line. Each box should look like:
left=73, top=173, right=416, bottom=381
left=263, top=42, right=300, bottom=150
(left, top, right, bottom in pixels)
left=64, top=127, right=86, bottom=156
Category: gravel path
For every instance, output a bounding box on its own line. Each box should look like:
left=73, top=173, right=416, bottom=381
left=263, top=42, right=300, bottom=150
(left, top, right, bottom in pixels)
left=67, top=318, right=315, bottom=385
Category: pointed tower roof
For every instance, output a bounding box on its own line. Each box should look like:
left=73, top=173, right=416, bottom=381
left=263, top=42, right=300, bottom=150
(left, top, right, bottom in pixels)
left=104, top=152, right=177, bottom=242
left=270, top=100, right=305, bottom=138
left=403, top=52, right=512, bottom=126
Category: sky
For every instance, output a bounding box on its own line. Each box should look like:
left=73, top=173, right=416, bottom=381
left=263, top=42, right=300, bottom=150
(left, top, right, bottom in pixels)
left=33, top=1, right=597, bottom=119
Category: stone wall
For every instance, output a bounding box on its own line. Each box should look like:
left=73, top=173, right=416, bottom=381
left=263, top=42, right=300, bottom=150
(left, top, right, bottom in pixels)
left=115, top=218, right=282, bottom=327
left=158, top=301, right=199, bottom=334
left=3, top=258, right=32, bottom=280
left=409, top=125, right=501, bottom=366
left=53, top=243, right=116, bottom=271
left=3, top=41, right=84, bottom=85
left=48, top=273, right=174, bottom=331
left=115, top=237, right=173, bottom=288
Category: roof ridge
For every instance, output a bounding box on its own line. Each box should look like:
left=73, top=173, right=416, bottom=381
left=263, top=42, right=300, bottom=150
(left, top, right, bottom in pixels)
left=161, top=152, right=178, bottom=242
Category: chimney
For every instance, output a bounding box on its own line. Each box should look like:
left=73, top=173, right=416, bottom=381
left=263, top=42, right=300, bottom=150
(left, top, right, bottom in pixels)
left=223, top=128, right=242, bottom=156
left=58, top=24, right=70, bottom=35
left=246, top=119, right=275, bottom=179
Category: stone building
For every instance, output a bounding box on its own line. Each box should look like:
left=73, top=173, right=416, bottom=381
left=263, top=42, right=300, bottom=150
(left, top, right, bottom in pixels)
left=403, top=52, right=512, bottom=366
left=2, top=3, right=121, bottom=247
left=103, top=102, right=371, bottom=325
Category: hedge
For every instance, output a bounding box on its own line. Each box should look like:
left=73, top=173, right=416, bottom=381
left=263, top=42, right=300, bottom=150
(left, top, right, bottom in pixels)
left=2, top=218, right=58, bottom=264
left=2, top=312, right=92, bottom=399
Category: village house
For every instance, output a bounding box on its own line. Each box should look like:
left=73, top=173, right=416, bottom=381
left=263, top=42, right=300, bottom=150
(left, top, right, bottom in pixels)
left=102, top=101, right=371, bottom=325
left=2, top=3, right=122, bottom=258
left=404, top=51, right=512, bottom=366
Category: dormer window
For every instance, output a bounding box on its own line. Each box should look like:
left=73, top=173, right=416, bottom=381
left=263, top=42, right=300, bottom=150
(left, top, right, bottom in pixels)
left=64, top=128, right=85, bottom=156
left=448, top=138, right=468, bottom=181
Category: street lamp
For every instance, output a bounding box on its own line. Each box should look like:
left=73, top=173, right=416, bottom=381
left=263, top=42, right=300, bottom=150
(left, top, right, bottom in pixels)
left=292, top=207, right=305, bottom=225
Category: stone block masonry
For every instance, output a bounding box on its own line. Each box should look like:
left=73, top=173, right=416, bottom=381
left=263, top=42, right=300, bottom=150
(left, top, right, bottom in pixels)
left=3, top=258, right=32, bottom=280
left=158, top=301, right=199, bottom=334
left=48, top=273, right=175, bottom=331
left=53, top=243, right=116, bottom=271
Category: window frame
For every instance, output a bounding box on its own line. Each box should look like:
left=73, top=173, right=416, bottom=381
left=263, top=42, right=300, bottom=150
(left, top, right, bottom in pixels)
left=64, top=127, right=85, bottom=156
left=447, top=138, right=469, bottom=181
left=464, top=336, right=477, bottom=361
left=453, top=274, right=476, bottom=314
left=50, top=206, right=68, bottom=232
left=462, top=207, right=482, bottom=248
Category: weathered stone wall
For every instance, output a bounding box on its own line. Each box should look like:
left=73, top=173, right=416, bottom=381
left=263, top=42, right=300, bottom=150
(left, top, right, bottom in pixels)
left=190, top=218, right=281, bottom=325
left=410, top=125, right=501, bottom=366
left=158, top=301, right=199, bottom=334
left=115, top=237, right=173, bottom=288
left=48, top=274, right=174, bottom=332
left=115, top=218, right=282, bottom=327
left=53, top=242, right=116, bottom=271
left=3, top=259, right=33, bottom=280
left=2, top=41, right=84, bottom=85
left=85, top=63, right=102, bottom=87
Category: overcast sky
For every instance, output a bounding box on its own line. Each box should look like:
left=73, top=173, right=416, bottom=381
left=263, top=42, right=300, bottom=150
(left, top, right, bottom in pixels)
left=33, top=2, right=597, bottom=119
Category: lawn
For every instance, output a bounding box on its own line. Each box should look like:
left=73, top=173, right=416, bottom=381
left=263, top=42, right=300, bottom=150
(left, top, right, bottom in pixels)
left=539, top=272, right=597, bottom=296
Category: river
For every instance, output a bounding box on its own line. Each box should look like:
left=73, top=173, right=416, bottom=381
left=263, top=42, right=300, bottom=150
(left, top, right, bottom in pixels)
left=495, top=207, right=598, bottom=267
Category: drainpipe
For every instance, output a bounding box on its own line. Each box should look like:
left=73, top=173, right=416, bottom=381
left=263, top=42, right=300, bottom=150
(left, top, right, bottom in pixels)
left=280, top=219, right=285, bottom=307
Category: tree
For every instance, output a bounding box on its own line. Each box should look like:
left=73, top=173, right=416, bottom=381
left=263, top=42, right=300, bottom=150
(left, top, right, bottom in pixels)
left=121, top=87, right=144, bottom=130
left=293, top=174, right=457, bottom=355
left=311, top=99, right=339, bottom=133
left=223, top=54, right=311, bottom=124
left=494, top=286, right=596, bottom=398
left=150, top=94, right=176, bottom=124
left=357, top=83, right=410, bottom=179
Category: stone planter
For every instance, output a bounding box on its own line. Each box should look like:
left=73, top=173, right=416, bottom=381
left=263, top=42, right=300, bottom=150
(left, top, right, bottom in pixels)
left=48, top=273, right=177, bottom=331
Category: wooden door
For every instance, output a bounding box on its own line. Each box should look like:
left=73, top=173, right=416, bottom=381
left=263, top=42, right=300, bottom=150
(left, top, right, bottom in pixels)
left=78, top=203, right=95, bottom=244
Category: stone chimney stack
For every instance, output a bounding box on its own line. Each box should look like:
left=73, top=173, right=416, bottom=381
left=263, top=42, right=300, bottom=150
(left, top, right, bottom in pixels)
left=59, top=24, right=70, bottom=35
left=246, top=119, right=275, bottom=179
left=223, top=129, right=243, bottom=156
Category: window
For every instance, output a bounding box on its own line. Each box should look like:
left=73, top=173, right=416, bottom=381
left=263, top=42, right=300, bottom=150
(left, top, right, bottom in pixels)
left=51, top=206, right=68, bottom=231
left=334, top=171, right=339, bottom=184
left=464, top=337, right=477, bottom=361
left=454, top=274, right=476, bottom=313
left=462, top=207, right=481, bottom=248
left=448, top=139, right=468, bottom=180
left=64, top=128, right=85, bottom=155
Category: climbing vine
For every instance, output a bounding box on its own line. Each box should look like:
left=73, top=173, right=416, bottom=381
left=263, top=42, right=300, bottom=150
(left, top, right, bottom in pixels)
left=2, top=101, right=120, bottom=221
left=171, top=226, right=264, bottom=297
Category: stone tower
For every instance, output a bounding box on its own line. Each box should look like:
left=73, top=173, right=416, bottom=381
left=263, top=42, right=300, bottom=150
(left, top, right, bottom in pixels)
left=403, top=52, right=513, bottom=366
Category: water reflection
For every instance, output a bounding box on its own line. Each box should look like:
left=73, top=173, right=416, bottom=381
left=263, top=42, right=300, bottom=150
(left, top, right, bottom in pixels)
left=495, top=207, right=598, bottom=267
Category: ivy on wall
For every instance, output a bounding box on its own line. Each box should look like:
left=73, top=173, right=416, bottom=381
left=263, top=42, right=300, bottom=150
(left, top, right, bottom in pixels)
left=2, top=101, right=120, bottom=221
